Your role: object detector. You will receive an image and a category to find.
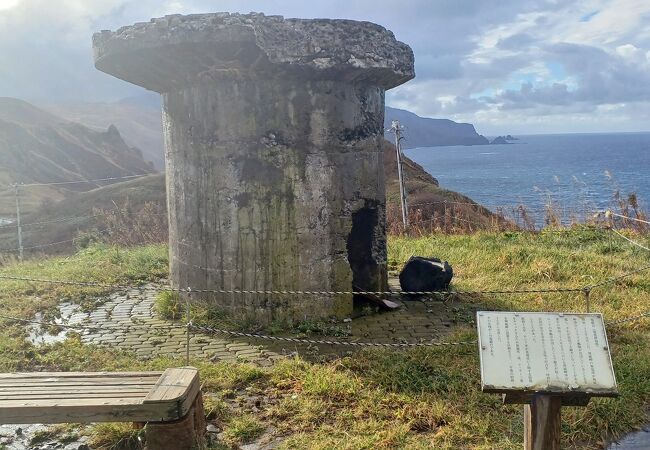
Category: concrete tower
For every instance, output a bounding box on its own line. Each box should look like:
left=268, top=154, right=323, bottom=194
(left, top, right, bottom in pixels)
left=93, top=13, right=415, bottom=324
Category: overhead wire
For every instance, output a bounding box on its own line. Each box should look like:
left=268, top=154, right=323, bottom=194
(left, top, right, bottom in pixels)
left=4, top=173, right=154, bottom=188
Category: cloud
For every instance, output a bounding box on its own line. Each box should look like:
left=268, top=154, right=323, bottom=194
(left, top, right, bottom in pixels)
left=0, top=0, right=648, bottom=133
left=476, top=41, right=650, bottom=111
left=402, top=0, right=650, bottom=133
left=497, top=33, right=538, bottom=50
left=0, top=0, right=547, bottom=101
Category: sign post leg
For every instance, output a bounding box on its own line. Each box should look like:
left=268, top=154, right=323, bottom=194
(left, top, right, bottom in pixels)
left=524, top=395, right=561, bottom=450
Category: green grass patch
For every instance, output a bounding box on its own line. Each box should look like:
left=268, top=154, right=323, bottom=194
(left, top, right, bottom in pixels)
left=86, top=423, right=144, bottom=449
left=389, top=229, right=650, bottom=321
left=0, top=231, right=647, bottom=449
left=29, top=424, right=80, bottom=446
left=221, top=413, right=265, bottom=445
left=155, top=291, right=183, bottom=320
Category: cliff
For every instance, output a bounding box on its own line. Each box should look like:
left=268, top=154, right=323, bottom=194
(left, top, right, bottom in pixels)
left=44, top=96, right=165, bottom=169
left=0, top=98, right=156, bottom=215
left=384, top=106, right=489, bottom=148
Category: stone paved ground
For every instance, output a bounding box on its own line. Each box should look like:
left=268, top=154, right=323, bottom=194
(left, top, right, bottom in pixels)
left=25, top=284, right=650, bottom=450
left=29, top=280, right=478, bottom=365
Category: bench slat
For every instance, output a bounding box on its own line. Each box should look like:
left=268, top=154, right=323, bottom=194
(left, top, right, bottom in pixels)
left=0, top=387, right=153, bottom=394
left=0, top=398, right=146, bottom=407
left=0, top=372, right=162, bottom=379
left=0, top=401, right=178, bottom=424
left=0, top=392, right=151, bottom=400
left=144, top=368, right=198, bottom=403
left=0, top=368, right=199, bottom=424
left=0, top=381, right=156, bottom=390
left=0, top=376, right=160, bottom=384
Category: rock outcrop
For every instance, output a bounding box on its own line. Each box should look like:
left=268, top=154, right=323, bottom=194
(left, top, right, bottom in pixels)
left=490, top=136, right=511, bottom=145
left=0, top=97, right=156, bottom=216
left=0, top=98, right=154, bottom=190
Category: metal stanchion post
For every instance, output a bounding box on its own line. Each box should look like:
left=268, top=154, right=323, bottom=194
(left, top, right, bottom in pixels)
left=186, top=287, right=191, bottom=366
left=584, top=288, right=591, bottom=313
left=13, top=184, right=23, bottom=262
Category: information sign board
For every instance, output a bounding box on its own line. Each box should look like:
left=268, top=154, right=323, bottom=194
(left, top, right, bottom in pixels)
left=477, top=311, right=617, bottom=399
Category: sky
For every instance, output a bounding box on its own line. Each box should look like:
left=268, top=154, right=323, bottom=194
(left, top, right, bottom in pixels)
left=0, top=0, right=649, bottom=134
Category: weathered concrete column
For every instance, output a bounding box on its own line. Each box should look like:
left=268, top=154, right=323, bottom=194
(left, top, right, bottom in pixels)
left=93, top=13, right=414, bottom=324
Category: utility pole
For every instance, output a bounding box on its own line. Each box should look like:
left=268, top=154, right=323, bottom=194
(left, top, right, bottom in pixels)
left=389, top=120, right=409, bottom=230
left=13, top=184, right=23, bottom=262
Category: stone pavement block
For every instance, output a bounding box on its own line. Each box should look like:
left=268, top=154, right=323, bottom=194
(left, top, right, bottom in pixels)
left=211, top=354, right=239, bottom=362
left=235, top=349, right=262, bottom=357
left=226, top=343, right=256, bottom=351
left=33, top=279, right=471, bottom=366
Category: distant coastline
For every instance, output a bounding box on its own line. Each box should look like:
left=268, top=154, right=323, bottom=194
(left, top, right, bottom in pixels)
left=384, top=106, right=489, bottom=148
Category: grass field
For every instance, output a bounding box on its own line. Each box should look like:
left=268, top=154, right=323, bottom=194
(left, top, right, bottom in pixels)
left=0, top=227, right=648, bottom=449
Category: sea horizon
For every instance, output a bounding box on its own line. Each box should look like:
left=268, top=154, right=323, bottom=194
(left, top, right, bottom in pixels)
left=481, top=130, right=650, bottom=139
left=405, top=131, right=650, bottom=226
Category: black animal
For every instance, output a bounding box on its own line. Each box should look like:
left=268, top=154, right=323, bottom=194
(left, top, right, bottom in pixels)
left=399, top=256, right=453, bottom=297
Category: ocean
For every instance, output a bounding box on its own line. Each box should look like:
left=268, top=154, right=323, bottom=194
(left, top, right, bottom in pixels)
left=404, top=132, right=650, bottom=224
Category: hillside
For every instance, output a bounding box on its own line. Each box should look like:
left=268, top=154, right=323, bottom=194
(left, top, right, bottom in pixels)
left=0, top=98, right=154, bottom=185
left=0, top=98, right=156, bottom=215
left=43, top=96, right=165, bottom=169
left=384, top=106, right=489, bottom=148
left=0, top=174, right=165, bottom=257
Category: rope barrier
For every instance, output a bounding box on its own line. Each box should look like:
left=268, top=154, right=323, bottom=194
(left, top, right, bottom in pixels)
left=608, top=212, right=650, bottom=226
left=189, top=323, right=476, bottom=347
left=0, top=196, right=638, bottom=255
left=588, top=263, right=650, bottom=289
left=0, top=210, right=168, bottom=231
left=606, top=311, right=650, bottom=326
left=401, top=211, right=612, bottom=234
left=0, top=274, right=588, bottom=296
left=0, top=214, right=99, bottom=230
left=0, top=212, right=617, bottom=259
left=0, top=312, right=477, bottom=348
left=1, top=306, right=645, bottom=352
left=0, top=278, right=646, bottom=354
left=416, top=214, right=500, bottom=230
left=409, top=200, right=484, bottom=208
left=0, top=208, right=646, bottom=354
left=610, top=229, right=650, bottom=252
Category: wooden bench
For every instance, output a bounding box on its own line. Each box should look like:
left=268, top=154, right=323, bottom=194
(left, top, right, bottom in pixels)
left=0, top=367, right=205, bottom=449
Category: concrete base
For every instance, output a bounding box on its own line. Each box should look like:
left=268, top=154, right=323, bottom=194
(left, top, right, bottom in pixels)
left=145, top=394, right=206, bottom=450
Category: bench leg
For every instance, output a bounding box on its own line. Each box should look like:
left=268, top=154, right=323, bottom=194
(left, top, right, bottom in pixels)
left=144, top=393, right=206, bottom=450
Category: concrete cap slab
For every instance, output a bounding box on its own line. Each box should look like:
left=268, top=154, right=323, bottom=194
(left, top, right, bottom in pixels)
left=93, top=12, right=415, bottom=93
